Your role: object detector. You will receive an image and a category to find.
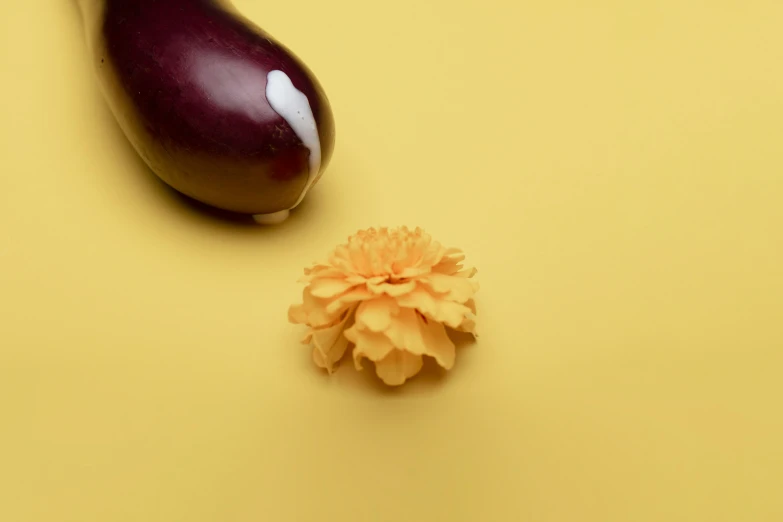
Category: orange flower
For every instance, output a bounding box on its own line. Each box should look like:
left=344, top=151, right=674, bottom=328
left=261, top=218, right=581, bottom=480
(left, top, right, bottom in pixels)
left=288, top=227, right=478, bottom=386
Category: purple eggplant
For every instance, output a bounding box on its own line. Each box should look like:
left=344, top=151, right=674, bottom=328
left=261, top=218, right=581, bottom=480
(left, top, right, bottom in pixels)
left=76, top=0, right=335, bottom=224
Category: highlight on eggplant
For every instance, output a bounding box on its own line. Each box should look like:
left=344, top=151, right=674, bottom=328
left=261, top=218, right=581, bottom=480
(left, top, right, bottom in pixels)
left=76, top=0, right=335, bottom=224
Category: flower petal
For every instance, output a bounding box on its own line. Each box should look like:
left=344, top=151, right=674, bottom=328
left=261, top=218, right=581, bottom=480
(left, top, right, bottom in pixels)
left=396, top=286, right=473, bottom=329
left=368, top=248, right=385, bottom=276
left=303, top=265, right=344, bottom=279
left=395, top=266, right=429, bottom=279
left=344, top=274, right=368, bottom=285
left=354, top=297, right=399, bottom=333
left=348, top=239, right=370, bottom=276
left=457, top=313, right=477, bottom=335
left=347, top=327, right=395, bottom=369
left=289, top=288, right=341, bottom=327
left=312, top=334, right=350, bottom=372
left=288, top=303, right=309, bottom=325
left=418, top=316, right=456, bottom=369
left=420, top=273, right=478, bottom=303
left=309, top=278, right=357, bottom=299
left=367, top=280, right=417, bottom=297
left=374, top=350, right=424, bottom=386
left=419, top=242, right=446, bottom=268
left=309, top=309, right=354, bottom=372
left=325, top=287, right=377, bottom=315
left=432, top=253, right=466, bottom=275
left=456, top=299, right=478, bottom=334
left=383, top=308, right=429, bottom=356
left=380, top=309, right=457, bottom=369
left=328, top=246, right=354, bottom=273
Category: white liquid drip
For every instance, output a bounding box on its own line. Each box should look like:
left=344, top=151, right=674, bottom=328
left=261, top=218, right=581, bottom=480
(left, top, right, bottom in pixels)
left=265, top=70, right=321, bottom=209
left=252, top=209, right=290, bottom=225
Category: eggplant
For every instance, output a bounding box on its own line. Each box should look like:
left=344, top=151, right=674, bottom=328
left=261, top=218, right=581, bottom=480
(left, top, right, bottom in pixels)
left=76, top=0, right=335, bottom=224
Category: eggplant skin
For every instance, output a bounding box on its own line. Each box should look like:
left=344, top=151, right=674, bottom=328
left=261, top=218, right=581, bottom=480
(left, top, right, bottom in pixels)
left=80, top=0, right=335, bottom=216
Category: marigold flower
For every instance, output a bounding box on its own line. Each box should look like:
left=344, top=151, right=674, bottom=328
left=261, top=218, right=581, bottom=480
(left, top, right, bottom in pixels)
left=288, top=227, right=478, bottom=386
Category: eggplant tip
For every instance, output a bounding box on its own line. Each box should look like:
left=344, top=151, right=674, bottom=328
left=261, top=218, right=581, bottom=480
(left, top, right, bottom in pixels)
left=252, top=210, right=291, bottom=225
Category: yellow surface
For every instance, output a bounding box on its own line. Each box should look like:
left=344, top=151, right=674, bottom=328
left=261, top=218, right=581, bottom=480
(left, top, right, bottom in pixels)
left=1, top=1, right=782, bottom=520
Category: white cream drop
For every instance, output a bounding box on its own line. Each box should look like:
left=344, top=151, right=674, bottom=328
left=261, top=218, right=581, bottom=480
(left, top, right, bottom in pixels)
left=265, top=70, right=321, bottom=209
left=252, top=209, right=290, bottom=225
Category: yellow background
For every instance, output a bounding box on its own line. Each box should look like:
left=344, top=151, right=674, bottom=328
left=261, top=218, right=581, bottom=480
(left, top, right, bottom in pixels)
left=2, top=1, right=782, bottom=520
